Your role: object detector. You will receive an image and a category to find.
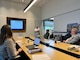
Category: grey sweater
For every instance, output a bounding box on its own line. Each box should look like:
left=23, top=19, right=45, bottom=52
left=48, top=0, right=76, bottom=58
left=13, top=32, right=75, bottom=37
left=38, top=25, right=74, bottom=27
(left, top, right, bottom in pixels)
left=65, top=34, right=80, bottom=44
left=0, top=38, right=17, bottom=60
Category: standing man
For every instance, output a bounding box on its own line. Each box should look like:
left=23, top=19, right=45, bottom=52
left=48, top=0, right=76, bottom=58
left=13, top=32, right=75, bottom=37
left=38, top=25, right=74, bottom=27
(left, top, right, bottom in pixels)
left=34, top=26, right=40, bottom=38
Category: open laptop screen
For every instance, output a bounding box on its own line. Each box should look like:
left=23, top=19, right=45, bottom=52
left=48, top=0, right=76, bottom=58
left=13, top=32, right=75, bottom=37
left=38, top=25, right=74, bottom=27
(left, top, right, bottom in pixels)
left=34, top=38, right=41, bottom=46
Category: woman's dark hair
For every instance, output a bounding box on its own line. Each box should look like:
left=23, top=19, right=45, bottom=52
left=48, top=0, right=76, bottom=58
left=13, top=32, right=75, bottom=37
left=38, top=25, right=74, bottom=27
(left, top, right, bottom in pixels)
left=0, top=25, right=13, bottom=45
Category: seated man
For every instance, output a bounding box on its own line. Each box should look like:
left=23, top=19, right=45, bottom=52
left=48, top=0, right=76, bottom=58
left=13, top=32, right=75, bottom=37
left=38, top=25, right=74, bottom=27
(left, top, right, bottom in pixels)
left=65, top=28, right=80, bottom=45
left=44, top=30, right=50, bottom=39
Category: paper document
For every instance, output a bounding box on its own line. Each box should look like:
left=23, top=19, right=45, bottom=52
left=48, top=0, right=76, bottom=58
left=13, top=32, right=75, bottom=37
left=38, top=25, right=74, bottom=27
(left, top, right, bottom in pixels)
left=32, top=54, right=51, bottom=60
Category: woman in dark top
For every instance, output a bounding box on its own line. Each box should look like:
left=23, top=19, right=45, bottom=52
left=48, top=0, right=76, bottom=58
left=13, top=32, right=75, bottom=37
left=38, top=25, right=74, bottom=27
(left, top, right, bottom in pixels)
left=0, top=25, right=22, bottom=60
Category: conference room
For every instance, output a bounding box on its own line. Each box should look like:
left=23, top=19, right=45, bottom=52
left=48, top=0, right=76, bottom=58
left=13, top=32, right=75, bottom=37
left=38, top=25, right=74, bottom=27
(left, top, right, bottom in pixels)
left=0, top=0, right=80, bottom=60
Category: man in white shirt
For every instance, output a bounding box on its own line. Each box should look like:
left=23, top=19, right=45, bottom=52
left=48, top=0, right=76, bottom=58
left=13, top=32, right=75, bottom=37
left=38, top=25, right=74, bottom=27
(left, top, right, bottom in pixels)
left=34, top=26, right=40, bottom=38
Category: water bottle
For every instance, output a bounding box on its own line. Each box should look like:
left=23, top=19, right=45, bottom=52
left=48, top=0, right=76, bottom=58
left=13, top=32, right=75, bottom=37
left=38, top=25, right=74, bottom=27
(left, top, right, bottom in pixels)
left=27, top=39, right=30, bottom=43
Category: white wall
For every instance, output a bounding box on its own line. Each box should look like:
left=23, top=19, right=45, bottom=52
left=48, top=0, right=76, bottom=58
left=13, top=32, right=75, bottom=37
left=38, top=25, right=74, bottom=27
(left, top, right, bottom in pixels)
left=0, top=0, right=41, bottom=37
left=54, top=9, right=80, bottom=32
left=42, top=0, right=80, bottom=32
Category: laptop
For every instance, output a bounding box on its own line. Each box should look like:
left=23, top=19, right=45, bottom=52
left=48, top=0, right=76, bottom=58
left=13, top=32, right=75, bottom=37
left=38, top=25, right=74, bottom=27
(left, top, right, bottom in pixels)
left=26, top=37, right=41, bottom=50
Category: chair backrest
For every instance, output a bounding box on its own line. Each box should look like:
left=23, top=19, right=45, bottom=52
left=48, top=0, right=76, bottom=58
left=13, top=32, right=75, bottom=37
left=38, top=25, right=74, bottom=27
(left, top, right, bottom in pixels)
left=54, top=34, right=62, bottom=41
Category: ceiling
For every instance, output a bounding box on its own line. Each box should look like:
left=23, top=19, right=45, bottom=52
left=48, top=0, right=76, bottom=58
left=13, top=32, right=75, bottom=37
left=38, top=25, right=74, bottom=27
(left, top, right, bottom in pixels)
left=34, top=0, right=49, bottom=7
left=3, top=0, right=49, bottom=7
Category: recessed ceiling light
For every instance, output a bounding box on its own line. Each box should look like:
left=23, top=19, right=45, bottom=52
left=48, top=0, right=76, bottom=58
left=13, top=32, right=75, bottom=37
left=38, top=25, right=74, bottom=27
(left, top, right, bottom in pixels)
left=49, top=17, right=54, bottom=20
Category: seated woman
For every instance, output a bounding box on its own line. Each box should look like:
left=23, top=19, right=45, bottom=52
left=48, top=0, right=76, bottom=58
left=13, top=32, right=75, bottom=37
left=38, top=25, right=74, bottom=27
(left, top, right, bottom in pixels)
left=0, top=25, right=22, bottom=60
left=64, top=28, right=80, bottom=45
left=44, top=29, right=50, bottom=39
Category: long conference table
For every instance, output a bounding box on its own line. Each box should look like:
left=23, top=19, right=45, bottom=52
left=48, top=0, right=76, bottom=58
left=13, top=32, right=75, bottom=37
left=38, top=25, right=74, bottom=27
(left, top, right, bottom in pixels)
left=14, top=36, right=80, bottom=60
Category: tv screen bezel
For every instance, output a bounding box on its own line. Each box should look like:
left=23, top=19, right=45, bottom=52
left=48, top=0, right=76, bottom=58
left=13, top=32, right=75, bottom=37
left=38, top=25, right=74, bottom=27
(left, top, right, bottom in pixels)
left=7, top=17, right=26, bottom=32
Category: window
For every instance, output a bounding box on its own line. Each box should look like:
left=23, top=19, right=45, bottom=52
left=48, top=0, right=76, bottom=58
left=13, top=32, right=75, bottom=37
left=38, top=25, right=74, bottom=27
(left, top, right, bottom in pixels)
left=43, top=20, right=54, bottom=33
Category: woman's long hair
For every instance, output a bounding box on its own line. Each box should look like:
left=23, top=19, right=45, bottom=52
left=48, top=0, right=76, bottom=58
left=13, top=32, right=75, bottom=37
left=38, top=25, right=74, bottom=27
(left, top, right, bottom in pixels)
left=0, top=25, right=13, bottom=45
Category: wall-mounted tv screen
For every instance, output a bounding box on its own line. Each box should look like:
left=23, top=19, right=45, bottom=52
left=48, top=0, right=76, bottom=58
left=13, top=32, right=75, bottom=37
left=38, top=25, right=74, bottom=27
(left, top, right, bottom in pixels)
left=7, top=17, right=26, bottom=32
